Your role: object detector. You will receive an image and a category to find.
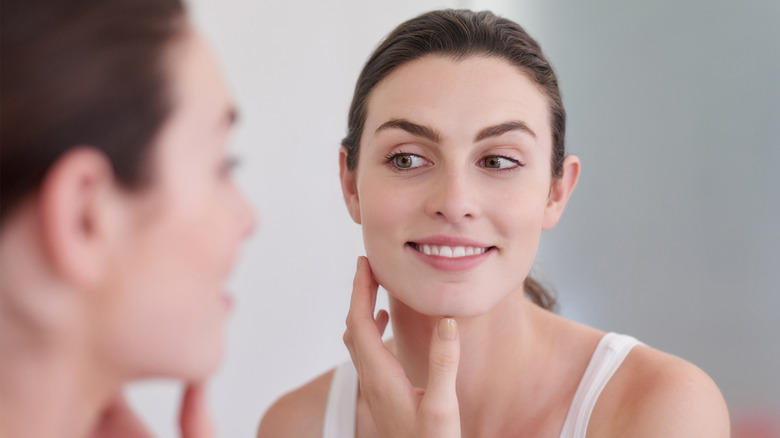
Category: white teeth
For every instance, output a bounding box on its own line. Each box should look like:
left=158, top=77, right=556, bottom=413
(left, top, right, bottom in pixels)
left=414, top=244, right=488, bottom=258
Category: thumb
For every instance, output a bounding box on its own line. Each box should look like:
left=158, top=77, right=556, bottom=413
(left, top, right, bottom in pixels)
left=423, top=318, right=460, bottom=409
left=179, top=383, right=215, bottom=438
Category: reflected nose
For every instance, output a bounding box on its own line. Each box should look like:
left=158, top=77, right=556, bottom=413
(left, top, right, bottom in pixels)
left=424, top=167, right=480, bottom=223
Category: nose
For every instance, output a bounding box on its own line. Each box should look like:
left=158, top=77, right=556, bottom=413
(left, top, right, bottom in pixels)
left=424, top=167, right=480, bottom=223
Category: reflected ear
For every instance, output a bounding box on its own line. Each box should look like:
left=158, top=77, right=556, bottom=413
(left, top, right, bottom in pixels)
left=339, top=147, right=361, bottom=224
left=39, top=147, right=119, bottom=288
left=543, top=155, right=580, bottom=230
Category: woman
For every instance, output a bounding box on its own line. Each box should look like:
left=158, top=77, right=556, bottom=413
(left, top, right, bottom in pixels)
left=0, top=0, right=254, bottom=436
left=258, top=9, right=730, bottom=438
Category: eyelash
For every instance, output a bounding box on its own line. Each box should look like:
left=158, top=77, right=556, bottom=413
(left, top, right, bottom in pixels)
left=478, top=154, right=525, bottom=172
left=384, top=151, right=524, bottom=173
left=384, top=151, right=428, bottom=172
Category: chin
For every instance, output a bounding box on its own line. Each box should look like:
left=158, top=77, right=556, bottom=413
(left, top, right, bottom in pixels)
left=160, top=334, right=226, bottom=380
left=386, top=282, right=500, bottom=318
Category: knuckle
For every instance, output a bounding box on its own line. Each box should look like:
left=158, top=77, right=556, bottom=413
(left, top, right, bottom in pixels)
left=345, top=313, right=358, bottom=331
left=429, top=350, right=458, bottom=372
left=342, top=330, right=351, bottom=346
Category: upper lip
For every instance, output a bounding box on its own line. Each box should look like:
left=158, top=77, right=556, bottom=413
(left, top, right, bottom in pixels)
left=408, top=235, right=492, bottom=248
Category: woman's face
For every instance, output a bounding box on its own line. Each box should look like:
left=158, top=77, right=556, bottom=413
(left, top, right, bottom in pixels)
left=342, top=55, right=574, bottom=317
left=99, top=29, right=254, bottom=379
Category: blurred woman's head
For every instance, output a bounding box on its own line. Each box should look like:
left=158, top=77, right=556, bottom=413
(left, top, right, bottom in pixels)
left=0, top=0, right=254, bottom=380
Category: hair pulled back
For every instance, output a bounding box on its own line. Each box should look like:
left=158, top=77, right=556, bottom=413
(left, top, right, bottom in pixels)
left=1, top=0, right=186, bottom=223
left=342, top=9, right=564, bottom=311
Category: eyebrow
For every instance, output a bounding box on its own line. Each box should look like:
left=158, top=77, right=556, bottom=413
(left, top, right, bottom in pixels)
left=374, top=119, right=441, bottom=143
left=475, top=121, right=537, bottom=142
left=374, top=118, right=537, bottom=144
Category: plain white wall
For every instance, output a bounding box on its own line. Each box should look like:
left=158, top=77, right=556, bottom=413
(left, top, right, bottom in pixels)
left=129, top=0, right=779, bottom=435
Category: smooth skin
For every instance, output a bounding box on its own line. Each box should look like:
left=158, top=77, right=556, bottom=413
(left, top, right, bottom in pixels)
left=0, top=27, right=253, bottom=438
left=257, top=55, right=729, bottom=437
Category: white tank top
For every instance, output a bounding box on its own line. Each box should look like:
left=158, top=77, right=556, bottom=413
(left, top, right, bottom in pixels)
left=322, top=332, right=642, bottom=438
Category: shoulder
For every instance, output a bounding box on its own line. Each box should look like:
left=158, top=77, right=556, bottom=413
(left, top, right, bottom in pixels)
left=256, top=368, right=335, bottom=438
left=589, top=340, right=730, bottom=438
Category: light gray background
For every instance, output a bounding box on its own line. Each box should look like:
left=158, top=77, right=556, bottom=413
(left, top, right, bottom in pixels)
left=129, top=0, right=779, bottom=436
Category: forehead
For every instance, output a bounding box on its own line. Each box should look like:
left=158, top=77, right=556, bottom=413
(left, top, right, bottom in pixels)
left=363, top=55, right=551, bottom=144
left=166, top=28, right=232, bottom=113
left=145, top=28, right=234, bottom=182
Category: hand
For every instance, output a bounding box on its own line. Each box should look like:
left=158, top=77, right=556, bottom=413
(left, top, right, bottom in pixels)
left=89, top=383, right=214, bottom=438
left=178, top=383, right=215, bottom=438
left=343, top=256, right=461, bottom=437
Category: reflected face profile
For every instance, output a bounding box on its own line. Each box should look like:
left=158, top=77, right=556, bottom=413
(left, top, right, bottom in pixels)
left=342, top=55, right=567, bottom=317
left=99, top=29, right=255, bottom=380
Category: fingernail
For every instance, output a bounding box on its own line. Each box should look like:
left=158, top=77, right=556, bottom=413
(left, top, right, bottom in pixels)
left=438, top=318, right=457, bottom=340
left=356, top=256, right=364, bottom=269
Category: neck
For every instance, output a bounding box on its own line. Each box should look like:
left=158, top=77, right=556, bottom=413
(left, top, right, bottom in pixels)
left=0, top=300, right=122, bottom=438
left=388, top=289, right=569, bottom=436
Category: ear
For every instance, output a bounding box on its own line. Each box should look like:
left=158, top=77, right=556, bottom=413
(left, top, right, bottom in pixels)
left=542, top=155, right=580, bottom=230
left=339, top=147, right=362, bottom=224
left=39, top=147, right=120, bottom=288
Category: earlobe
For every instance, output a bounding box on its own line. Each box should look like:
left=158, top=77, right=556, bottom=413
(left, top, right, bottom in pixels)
left=542, top=155, right=580, bottom=230
left=339, top=147, right=362, bottom=224
left=39, top=147, right=118, bottom=288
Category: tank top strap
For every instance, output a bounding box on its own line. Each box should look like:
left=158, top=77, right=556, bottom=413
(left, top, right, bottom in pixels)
left=323, top=361, right=358, bottom=438
left=559, top=332, right=643, bottom=438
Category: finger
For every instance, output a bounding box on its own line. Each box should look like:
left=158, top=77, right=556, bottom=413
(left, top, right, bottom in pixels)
left=345, top=257, right=388, bottom=364
left=344, top=258, right=410, bottom=393
left=374, top=309, right=389, bottom=337
left=179, top=383, right=215, bottom=438
left=422, top=318, right=460, bottom=412
left=345, top=309, right=388, bottom=366
left=90, top=395, right=153, bottom=438
left=347, top=256, right=380, bottom=329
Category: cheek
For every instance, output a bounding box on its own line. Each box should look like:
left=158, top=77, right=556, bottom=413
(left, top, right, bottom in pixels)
left=165, top=185, right=245, bottom=279
left=99, top=268, right=227, bottom=379
left=357, top=183, right=416, bottom=282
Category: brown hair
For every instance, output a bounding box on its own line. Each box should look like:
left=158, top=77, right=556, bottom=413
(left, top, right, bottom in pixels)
left=342, top=9, right=564, bottom=311
left=1, top=0, right=186, bottom=223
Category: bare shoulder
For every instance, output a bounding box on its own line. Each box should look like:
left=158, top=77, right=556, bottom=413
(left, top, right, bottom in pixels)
left=256, top=368, right=335, bottom=438
left=589, top=342, right=730, bottom=438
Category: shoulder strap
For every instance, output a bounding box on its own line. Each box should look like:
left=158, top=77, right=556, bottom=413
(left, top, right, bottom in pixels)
left=323, top=361, right=359, bottom=438
left=559, top=332, right=643, bottom=438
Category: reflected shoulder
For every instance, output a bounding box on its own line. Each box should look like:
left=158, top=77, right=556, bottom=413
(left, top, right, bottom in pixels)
left=256, top=368, right=334, bottom=438
left=590, top=344, right=730, bottom=438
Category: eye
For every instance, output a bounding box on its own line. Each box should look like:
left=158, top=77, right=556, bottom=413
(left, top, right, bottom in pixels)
left=479, top=155, right=522, bottom=170
left=220, top=155, right=240, bottom=177
left=387, top=152, right=429, bottom=170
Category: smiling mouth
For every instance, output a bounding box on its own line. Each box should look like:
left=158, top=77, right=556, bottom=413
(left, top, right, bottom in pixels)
left=408, top=242, right=494, bottom=258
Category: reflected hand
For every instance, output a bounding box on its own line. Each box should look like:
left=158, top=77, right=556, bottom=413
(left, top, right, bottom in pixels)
left=179, top=383, right=215, bottom=438
left=89, top=383, right=214, bottom=438
left=343, top=256, right=461, bottom=437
